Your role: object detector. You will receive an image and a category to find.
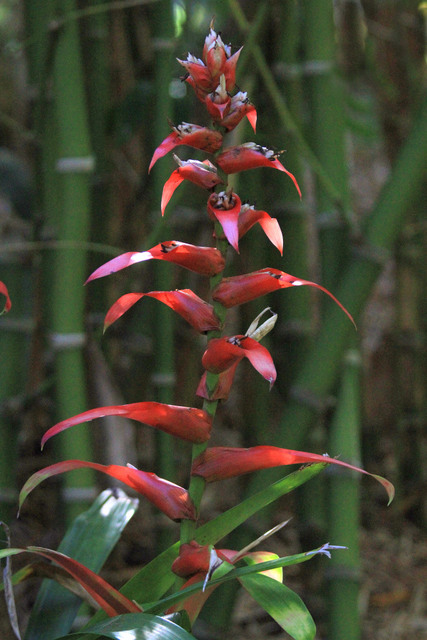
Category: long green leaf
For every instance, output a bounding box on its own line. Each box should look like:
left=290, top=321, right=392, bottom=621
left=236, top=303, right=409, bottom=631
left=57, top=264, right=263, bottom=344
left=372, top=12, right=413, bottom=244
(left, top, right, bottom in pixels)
left=76, top=464, right=325, bottom=638
left=54, top=613, right=196, bottom=640
left=240, top=573, right=316, bottom=640
left=24, top=489, right=138, bottom=640
left=141, top=543, right=344, bottom=615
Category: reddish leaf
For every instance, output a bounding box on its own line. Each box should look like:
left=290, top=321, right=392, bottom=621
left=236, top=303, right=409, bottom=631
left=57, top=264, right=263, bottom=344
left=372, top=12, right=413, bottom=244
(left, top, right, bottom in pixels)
left=161, top=158, right=223, bottom=215
left=238, top=205, right=283, bottom=255
left=202, top=335, right=276, bottom=388
left=86, top=241, right=226, bottom=283
left=148, top=124, right=223, bottom=172
left=207, top=191, right=241, bottom=252
left=196, top=362, right=239, bottom=401
left=212, top=268, right=356, bottom=328
left=41, top=402, right=212, bottom=448
left=192, top=446, right=395, bottom=504
left=20, top=460, right=196, bottom=521
left=216, top=143, right=301, bottom=198
left=26, top=547, right=140, bottom=616
left=0, top=280, right=11, bottom=314
left=104, top=289, right=220, bottom=333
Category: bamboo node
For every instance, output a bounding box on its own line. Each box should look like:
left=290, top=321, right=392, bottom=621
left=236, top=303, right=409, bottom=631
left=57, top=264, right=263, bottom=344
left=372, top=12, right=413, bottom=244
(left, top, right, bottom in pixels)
left=56, top=156, right=95, bottom=174
left=62, top=487, right=99, bottom=502
left=50, top=332, right=86, bottom=350
left=351, top=242, right=390, bottom=265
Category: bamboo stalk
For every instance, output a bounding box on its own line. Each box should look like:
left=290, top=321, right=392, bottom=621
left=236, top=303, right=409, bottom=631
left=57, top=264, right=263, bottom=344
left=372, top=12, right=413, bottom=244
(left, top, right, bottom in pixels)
left=327, top=344, right=362, bottom=640
left=49, top=0, right=96, bottom=523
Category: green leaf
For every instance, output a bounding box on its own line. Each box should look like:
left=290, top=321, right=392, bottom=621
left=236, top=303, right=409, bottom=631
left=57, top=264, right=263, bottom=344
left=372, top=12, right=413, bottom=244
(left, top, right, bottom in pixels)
left=24, top=489, right=138, bottom=640
left=53, top=613, right=197, bottom=640
left=77, top=464, right=325, bottom=637
left=240, top=573, right=316, bottom=640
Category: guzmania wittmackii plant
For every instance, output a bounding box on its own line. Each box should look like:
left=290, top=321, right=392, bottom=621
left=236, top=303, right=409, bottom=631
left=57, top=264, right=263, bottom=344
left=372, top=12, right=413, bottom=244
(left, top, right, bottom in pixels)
left=1, top=24, right=394, bottom=640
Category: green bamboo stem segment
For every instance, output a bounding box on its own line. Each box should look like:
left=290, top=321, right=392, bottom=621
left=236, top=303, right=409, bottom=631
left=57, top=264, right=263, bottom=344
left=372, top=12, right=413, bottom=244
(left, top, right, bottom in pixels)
left=50, top=0, right=95, bottom=522
left=327, top=344, right=362, bottom=640
left=227, top=0, right=345, bottom=212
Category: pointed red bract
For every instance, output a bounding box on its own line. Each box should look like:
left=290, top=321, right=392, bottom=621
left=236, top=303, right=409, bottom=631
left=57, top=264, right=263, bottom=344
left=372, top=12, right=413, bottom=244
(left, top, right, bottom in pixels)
left=216, top=143, right=301, bottom=198
left=207, top=191, right=241, bottom=252
left=0, top=280, right=11, bottom=314
left=192, top=446, right=395, bottom=504
left=221, top=92, right=257, bottom=132
left=238, top=204, right=283, bottom=255
left=104, top=289, right=220, bottom=333
left=86, top=241, right=225, bottom=283
left=149, top=124, right=223, bottom=172
left=161, top=159, right=223, bottom=215
left=24, top=547, right=141, bottom=616
left=41, top=402, right=212, bottom=448
left=202, top=335, right=276, bottom=388
left=20, top=460, right=196, bottom=521
left=212, top=268, right=355, bottom=327
left=196, top=362, right=239, bottom=401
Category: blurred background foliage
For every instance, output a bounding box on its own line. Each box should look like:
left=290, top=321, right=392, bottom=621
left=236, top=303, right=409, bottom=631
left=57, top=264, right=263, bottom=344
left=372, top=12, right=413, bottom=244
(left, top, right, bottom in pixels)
left=0, top=1, right=426, bottom=639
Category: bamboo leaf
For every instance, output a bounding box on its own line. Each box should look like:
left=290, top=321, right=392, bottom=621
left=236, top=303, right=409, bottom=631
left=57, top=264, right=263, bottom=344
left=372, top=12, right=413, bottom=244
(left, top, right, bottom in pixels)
left=240, top=573, right=316, bottom=640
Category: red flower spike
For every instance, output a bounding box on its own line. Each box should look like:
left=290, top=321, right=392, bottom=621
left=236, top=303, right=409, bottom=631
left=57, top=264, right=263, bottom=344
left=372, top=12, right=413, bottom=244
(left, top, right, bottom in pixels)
left=207, top=191, right=241, bottom=252
left=41, top=402, right=212, bottom=448
left=148, top=123, right=223, bottom=172
left=212, top=268, right=356, bottom=328
left=191, top=446, right=395, bottom=504
left=238, top=204, right=283, bottom=255
left=104, top=290, right=220, bottom=334
left=196, top=361, right=239, bottom=401
left=205, top=91, right=231, bottom=121
left=0, top=280, right=11, bottom=314
left=178, top=55, right=212, bottom=93
left=161, top=157, right=223, bottom=215
left=172, top=541, right=223, bottom=578
left=221, top=92, right=257, bottom=132
left=216, top=143, right=301, bottom=198
left=86, top=241, right=225, bottom=283
left=202, top=335, right=276, bottom=388
left=20, top=460, right=196, bottom=521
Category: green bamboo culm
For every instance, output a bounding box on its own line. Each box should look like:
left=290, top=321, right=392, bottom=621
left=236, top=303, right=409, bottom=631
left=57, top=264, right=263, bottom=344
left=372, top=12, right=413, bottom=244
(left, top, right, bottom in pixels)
left=49, top=0, right=96, bottom=523
left=298, top=0, right=351, bottom=544
left=327, top=345, right=362, bottom=640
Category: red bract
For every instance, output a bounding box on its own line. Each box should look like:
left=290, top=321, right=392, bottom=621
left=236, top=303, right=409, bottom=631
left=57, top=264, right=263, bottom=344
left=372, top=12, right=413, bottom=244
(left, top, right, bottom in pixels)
left=86, top=241, right=225, bottom=283
left=148, top=123, right=223, bottom=172
left=192, top=446, right=395, bottom=504
left=216, top=143, right=301, bottom=198
left=207, top=191, right=241, bottom=252
left=18, top=547, right=141, bottom=616
left=204, top=77, right=231, bottom=121
left=238, top=204, right=283, bottom=255
left=212, top=267, right=355, bottom=327
left=196, top=362, right=239, bottom=401
left=20, top=460, right=196, bottom=521
left=41, top=402, right=212, bottom=448
left=0, top=280, right=11, bottom=314
left=202, top=335, right=276, bottom=388
left=178, top=27, right=241, bottom=98
left=161, top=157, right=223, bottom=215
left=221, top=92, right=257, bottom=132
left=104, top=289, right=220, bottom=334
